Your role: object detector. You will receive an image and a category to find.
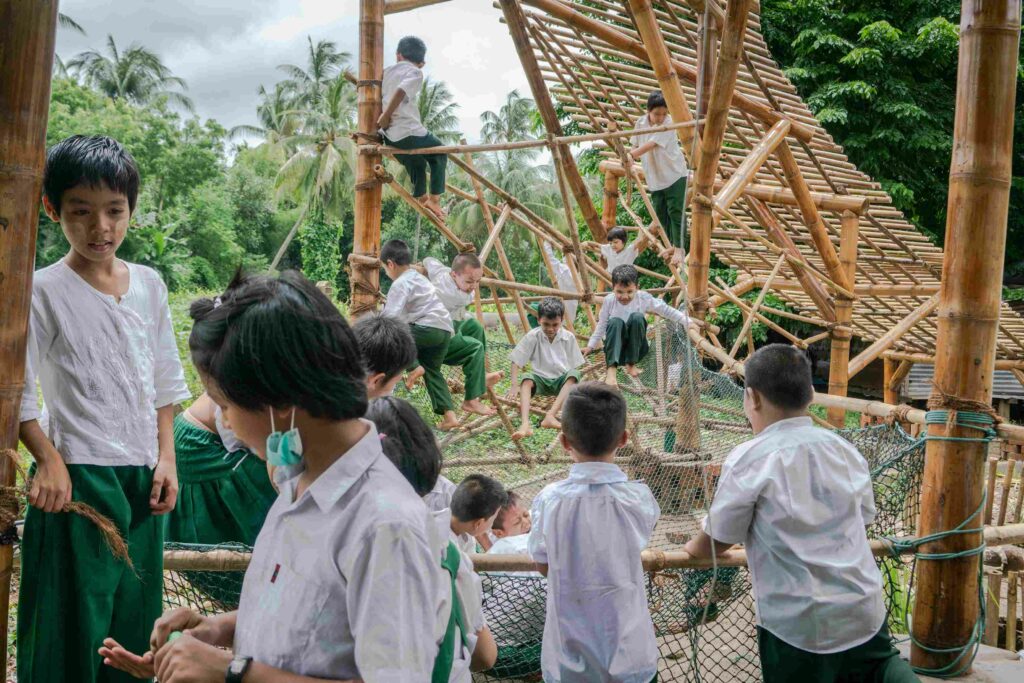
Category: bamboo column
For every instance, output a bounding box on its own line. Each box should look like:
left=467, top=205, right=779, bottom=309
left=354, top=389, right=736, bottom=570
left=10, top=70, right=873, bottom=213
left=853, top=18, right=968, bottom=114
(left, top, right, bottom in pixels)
left=498, top=0, right=606, bottom=242
left=883, top=358, right=898, bottom=406
left=0, top=0, right=59, bottom=667
left=826, top=211, right=859, bottom=427
left=352, top=0, right=385, bottom=317
left=602, top=170, right=619, bottom=230
left=912, top=0, right=1020, bottom=671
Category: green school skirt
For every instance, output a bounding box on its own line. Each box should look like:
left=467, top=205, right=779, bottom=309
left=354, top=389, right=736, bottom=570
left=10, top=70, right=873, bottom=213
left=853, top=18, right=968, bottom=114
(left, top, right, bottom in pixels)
left=18, top=464, right=163, bottom=683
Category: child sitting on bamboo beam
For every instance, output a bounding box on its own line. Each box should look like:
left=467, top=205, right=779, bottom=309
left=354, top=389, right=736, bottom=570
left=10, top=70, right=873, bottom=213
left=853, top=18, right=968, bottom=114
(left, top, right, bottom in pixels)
left=586, top=264, right=689, bottom=385
left=507, top=297, right=586, bottom=441
left=629, top=90, right=690, bottom=267
left=379, top=36, right=448, bottom=221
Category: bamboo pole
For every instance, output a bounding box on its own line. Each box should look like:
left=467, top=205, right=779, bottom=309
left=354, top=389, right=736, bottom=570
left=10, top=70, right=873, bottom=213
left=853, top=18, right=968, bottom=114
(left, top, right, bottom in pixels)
left=888, top=360, right=914, bottom=396
left=0, top=0, right=58, bottom=667
left=478, top=204, right=513, bottom=265
left=756, top=280, right=941, bottom=298
left=883, top=350, right=1024, bottom=370
left=912, top=0, right=1020, bottom=668
left=827, top=210, right=859, bottom=426
left=709, top=276, right=757, bottom=308
left=376, top=167, right=472, bottom=252
left=709, top=280, right=804, bottom=347
left=846, top=293, right=940, bottom=379
left=728, top=253, right=786, bottom=359
left=983, top=572, right=1001, bottom=646
left=352, top=0, right=386, bottom=317
left=714, top=120, right=791, bottom=212
left=1006, top=571, right=1019, bottom=652
left=696, top=0, right=718, bottom=141
left=985, top=458, right=1000, bottom=525
left=602, top=170, right=619, bottom=231
left=384, top=0, right=451, bottom=13
left=883, top=358, right=899, bottom=406
left=479, top=277, right=586, bottom=300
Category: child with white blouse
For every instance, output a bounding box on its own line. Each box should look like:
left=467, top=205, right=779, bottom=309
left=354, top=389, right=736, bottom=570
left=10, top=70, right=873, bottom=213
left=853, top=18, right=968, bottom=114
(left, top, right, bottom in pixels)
left=18, top=135, right=190, bottom=683
left=586, top=264, right=689, bottom=385
left=592, top=226, right=649, bottom=274
left=528, top=382, right=660, bottom=683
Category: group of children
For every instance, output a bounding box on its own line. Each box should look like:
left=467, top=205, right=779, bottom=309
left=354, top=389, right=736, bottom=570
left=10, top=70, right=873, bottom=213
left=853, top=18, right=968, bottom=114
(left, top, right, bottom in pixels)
left=11, top=42, right=921, bottom=682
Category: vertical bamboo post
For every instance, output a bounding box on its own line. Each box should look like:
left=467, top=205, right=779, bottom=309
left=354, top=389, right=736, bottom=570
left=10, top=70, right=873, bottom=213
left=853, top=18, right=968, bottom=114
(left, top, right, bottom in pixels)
left=602, top=170, right=619, bottom=231
left=1006, top=571, right=1019, bottom=651
left=352, top=0, right=385, bottom=318
left=911, top=0, right=1020, bottom=670
left=498, top=0, right=606, bottom=242
left=826, top=211, right=859, bottom=427
left=984, top=457, right=999, bottom=524
left=883, top=358, right=898, bottom=405
left=983, top=572, right=1001, bottom=646
left=696, top=3, right=718, bottom=141
left=0, top=0, right=59, bottom=668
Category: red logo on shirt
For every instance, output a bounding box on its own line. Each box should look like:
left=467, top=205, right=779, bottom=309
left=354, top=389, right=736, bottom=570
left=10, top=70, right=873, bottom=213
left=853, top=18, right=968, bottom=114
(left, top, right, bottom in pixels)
left=271, top=563, right=280, bottom=583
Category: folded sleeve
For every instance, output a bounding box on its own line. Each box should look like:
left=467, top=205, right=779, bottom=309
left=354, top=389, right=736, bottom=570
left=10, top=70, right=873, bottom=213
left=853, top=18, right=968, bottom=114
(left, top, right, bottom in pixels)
left=19, top=294, right=54, bottom=424
left=152, top=277, right=191, bottom=408
left=423, top=257, right=446, bottom=284
left=455, top=551, right=487, bottom=633
left=702, top=455, right=762, bottom=545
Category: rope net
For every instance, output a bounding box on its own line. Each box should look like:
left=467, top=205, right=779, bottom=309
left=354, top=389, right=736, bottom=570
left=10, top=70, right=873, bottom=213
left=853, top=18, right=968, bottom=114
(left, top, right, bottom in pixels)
left=160, top=322, right=925, bottom=682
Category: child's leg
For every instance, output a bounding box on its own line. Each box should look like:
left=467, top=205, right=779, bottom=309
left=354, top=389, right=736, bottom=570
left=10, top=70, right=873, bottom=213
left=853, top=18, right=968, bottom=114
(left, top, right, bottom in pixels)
left=540, top=371, right=580, bottom=430
left=443, top=332, right=493, bottom=415
left=511, top=378, right=535, bottom=441
left=757, top=626, right=841, bottom=683
left=838, top=624, right=918, bottom=683
left=665, top=175, right=688, bottom=251
left=455, top=319, right=503, bottom=387
left=624, top=312, right=650, bottom=371
left=411, top=325, right=457, bottom=425
left=651, top=187, right=672, bottom=238
left=393, top=152, right=429, bottom=199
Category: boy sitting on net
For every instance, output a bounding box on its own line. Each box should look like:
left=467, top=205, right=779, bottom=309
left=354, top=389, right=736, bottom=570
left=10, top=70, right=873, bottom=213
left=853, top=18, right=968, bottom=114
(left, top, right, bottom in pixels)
left=450, top=473, right=508, bottom=555
left=507, top=297, right=586, bottom=441
left=585, top=264, right=688, bottom=385
left=528, top=382, right=659, bottom=683
left=684, top=344, right=918, bottom=683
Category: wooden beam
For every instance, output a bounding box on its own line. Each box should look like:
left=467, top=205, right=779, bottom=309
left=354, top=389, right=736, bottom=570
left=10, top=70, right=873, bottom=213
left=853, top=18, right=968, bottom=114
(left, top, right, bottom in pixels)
left=0, top=0, right=58, bottom=669
left=888, top=360, right=914, bottom=394
left=883, top=350, right=1024, bottom=370
left=883, top=358, right=899, bottom=405
left=384, top=0, right=451, bottom=13
left=714, top=119, right=790, bottom=212
left=826, top=211, right=860, bottom=426
left=912, top=0, right=1020, bottom=669
left=754, top=280, right=941, bottom=298
left=728, top=253, right=786, bottom=358
left=847, top=293, right=940, bottom=379
left=478, top=204, right=513, bottom=266
left=709, top=276, right=756, bottom=308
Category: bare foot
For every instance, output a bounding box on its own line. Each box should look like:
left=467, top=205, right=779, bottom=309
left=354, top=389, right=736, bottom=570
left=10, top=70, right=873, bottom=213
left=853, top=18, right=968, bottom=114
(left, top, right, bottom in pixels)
left=604, top=367, right=619, bottom=386
left=511, top=425, right=534, bottom=442
left=625, top=364, right=641, bottom=378
left=405, top=366, right=425, bottom=390
left=463, top=398, right=496, bottom=417
left=486, top=370, right=504, bottom=388
left=539, top=415, right=562, bottom=431
left=437, top=412, right=461, bottom=431
left=423, top=198, right=446, bottom=221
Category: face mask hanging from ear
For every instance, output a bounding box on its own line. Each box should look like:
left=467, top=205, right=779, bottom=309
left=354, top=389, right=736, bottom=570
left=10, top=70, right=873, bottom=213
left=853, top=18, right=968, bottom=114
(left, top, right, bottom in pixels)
left=266, top=408, right=303, bottom=467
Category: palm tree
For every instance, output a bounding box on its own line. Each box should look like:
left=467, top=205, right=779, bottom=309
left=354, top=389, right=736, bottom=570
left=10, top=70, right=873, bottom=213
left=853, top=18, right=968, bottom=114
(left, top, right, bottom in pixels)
left=418, top=78, right=461, bottom=144
left=54, top=13, right=86, bottom=77
left=229, top=83, right=301, bottom=153
left=480, top=90, right=541, bottom=159
left=278, top=37, right=350, bottom=108
left=68, top=35, right=194, bottom=111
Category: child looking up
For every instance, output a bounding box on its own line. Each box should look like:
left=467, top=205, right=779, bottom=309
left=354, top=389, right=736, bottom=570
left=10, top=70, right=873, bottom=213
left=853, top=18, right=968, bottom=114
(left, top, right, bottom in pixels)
left=528, top=382, right=660, bottom=683
left=585, top=264, right=689, bottom=386
left=684, top=345, right=918, bottom=683
left=596, top=226, right=648, bottom=273
left=450, top=473, right=508, bottom=555
left=352, top=313, right=417, bottom=399
left=508, top=297, right=585, bottom=441
left=379, top=36, right=448, bottom=220
left=630, top=90, right=689, bottom=264
left=18, top=135, right=190, bottom=683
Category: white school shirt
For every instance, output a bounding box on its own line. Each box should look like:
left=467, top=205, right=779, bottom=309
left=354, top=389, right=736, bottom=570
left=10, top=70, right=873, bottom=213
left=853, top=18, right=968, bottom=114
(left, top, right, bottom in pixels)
left=631, top=114, right=688, bottom=192
left=383, top=268, right=454, bottom=334
left=19, top=261, right=190, bottom=467
left=600, top=242, right=639, bottom=271
left=424, top=474, right=457, bottom=513
left=528, top=462, right=660, bottom=683
left=542, top=242, right=579, bottom=323
left=587, top=291, right=688, bottom=350
left=424, top=258, right=473, bottom=322
left=381, top=62, right=428, bottom=141
left=702, top=416, right=886, bottom=654
left=509, top=327, right=585, bottom=380
left=233, top=421, right=447, bottom=681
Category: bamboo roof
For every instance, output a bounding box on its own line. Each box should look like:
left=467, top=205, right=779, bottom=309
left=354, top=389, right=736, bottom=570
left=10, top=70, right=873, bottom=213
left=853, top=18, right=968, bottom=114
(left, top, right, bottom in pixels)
left=514, top=0, right=1024, bottom=359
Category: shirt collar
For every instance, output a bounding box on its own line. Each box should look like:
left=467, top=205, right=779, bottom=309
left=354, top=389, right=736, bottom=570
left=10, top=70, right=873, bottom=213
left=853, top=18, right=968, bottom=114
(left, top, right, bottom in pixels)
left=567, top=461, right=628, bottom=484
left=757, top=415, right=814, bottom=438
left=395, top=268, right=418, bottom=284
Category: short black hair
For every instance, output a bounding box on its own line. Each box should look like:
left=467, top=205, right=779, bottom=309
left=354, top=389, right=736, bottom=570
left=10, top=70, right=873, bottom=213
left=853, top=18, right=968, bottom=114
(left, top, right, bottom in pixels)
left=189, top=270, right=368, bottom=420
left=381, top=239, right=412, bottom=266
left=451, top=252, right=481, bottom=273
left=44, top=135, right=141, bottom=214
left=537, top=296, right=564, bottom=321
left=607, top=227, right=628, bottom=243
left=366, top=396, right=441, bottom=497
left=397, top=36, right=427, bottom=64
left=562, top=382, right=627, bottom=457
left=353, top=314, right=416, bottom=381
left=744, top=343, right=814, bottom=410
left=611, top=264, right=639, bottom=287
left=493, top=491, right=521, bottom=531
left=451, top=473, right=508, bottom=523
left=647, top=90, right=667, bottom=111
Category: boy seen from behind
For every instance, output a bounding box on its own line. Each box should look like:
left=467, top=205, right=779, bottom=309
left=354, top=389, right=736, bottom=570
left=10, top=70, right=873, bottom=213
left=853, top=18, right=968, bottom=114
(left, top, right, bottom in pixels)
left=450, top=473, right=508, bottom=556
left=684, top=344, right=918, bottom=683
left=352, top=313, right=417, bottom=399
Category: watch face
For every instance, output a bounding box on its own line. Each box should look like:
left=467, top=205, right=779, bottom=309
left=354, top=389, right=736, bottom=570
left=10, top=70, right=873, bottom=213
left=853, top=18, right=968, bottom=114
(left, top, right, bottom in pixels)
left=229, top=660, right=246, bottom=674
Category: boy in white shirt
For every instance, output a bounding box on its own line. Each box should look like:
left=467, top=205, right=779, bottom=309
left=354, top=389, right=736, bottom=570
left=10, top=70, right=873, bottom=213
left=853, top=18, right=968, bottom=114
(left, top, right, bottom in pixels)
left=630, top=90, right=689, bottom=266
left=529, top=382, right=660, bottom=683
left=507, top=297, right=586, bottom=441
left=450, top=473, right=508, bottom=555
left=352, top=313, right=417, bottom=398
left=18, top=135, right=190, bottom=683
left=379, top=36, right=448, bottom=220
left=592, top=226, right=649, bottom=274
left=684, top=345, right=918, bottom=683
left=586, top=264, right=689, bottom=385
left=529, top=241, right=579, bottom=329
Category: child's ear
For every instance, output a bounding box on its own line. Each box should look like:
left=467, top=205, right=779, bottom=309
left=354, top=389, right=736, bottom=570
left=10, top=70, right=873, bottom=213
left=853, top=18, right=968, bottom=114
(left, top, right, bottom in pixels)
left=617, top=430, right=629, bottom=449
left=745, top=387, right=762, bottom=411
left=41, top=195, right=60, bottom=223
left=559, top=432, right=571, bottom=453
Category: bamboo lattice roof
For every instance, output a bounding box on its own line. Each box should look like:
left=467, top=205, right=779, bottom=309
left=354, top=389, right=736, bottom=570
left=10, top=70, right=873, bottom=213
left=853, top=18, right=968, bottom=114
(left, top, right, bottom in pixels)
left=514, top=0, right=1024, bottom=359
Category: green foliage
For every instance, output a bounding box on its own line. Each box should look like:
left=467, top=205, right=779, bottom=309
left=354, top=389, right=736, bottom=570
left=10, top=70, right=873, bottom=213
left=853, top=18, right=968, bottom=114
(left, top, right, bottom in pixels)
left=299, top=209, right=343, bottom=287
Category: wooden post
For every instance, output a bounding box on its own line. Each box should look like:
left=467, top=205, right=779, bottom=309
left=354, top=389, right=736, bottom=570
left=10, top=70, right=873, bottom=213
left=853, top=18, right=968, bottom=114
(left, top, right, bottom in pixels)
left=696, top=1, right=718, bottom=141
left=0, top=0, right=59, bottom=668
left=911, top=0, right=1020, bottom=671
left=687, top=0, right=755, bottom=320
left=826, top=211, right=859, bottom=427
left=352, top=0, right=385, bottom=318
left=602, top=170, right=619, bottom=231
left=498, top=0, right=606, bottom=242
left=883, top=358, right=898, bottom=406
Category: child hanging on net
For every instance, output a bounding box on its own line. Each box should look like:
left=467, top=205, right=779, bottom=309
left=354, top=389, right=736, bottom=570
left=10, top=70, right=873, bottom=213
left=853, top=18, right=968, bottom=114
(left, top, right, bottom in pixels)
left=684, top=345, right=919, bottom=683
left=508, top=297, right=586, bottom=441
left=585, top=226, right=649, bottom=274
left=529, top=241, right=580, bottom=329
left=450, top=473, right=508, bottom=555
left=629, top=90, right=689, bottom=267
left=17, top=135, right=191, bottom=683
left=585, top=264, right=689, bottom=386
left=366, top=396, right=498, bottom=682
left=528, top=382, right=660, bottom=683
left=379, top=36, right=448, bottom=221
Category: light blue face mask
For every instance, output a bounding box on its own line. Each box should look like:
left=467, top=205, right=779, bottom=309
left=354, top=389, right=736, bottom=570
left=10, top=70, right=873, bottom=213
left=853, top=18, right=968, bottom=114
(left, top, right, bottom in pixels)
left=266, top=408, right=303, bottom=467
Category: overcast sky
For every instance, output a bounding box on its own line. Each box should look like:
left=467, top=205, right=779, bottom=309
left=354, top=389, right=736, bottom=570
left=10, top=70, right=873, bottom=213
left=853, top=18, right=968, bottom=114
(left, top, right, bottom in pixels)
left=55, top=0, right=531, bottom=145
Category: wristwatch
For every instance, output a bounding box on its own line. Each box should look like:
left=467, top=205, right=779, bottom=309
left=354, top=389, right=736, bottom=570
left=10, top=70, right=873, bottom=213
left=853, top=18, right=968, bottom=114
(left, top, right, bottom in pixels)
left=225, top=655, right=253, bottom=683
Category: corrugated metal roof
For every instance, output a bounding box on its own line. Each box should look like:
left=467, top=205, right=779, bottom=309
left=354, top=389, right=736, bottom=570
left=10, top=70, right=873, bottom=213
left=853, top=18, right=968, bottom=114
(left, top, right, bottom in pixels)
left=903, top=364, right=1024, bottom=400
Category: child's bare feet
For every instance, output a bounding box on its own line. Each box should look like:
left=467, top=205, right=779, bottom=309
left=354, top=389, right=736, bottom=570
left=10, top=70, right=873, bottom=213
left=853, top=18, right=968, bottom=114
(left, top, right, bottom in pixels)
left=405, top=366, right=425, bottom=390
left=625, top=363, right=641, bottom=378
left=539, top=415, right=561, bottom=431
left=437, top=412, right=461, bottom=431
left=604, top=367, right=619, bottom=386
left=462, top=398, right=496, bottom=416
left=486, top=370, right=504, bottom=388
left=511, top=425, right=534, bottom=441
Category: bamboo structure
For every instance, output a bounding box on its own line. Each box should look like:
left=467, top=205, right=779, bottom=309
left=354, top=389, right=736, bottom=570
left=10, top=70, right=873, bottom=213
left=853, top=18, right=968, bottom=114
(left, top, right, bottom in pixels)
left=911, top=0, right=1020, bottom=670
left=0, top=0, right=59, bottom=668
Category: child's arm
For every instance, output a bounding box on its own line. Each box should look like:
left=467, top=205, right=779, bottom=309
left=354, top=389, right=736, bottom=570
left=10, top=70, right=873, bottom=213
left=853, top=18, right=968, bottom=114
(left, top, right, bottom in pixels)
left=470, top=625, right=498, bottom=672
left=647, top=294, right=689, bottom=327
left=381, top=278, right=410, bottom=320
left=630, top=140, right=658, bottom=159
left=683, top=532, right=736, bottom=560
left=377, top=90, right=405, bottom=131
left=584, top=299, right=611, bottom=354
left=149, top=404, right=178, bottom=515
left=151, top=277, right=191, bottom=514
